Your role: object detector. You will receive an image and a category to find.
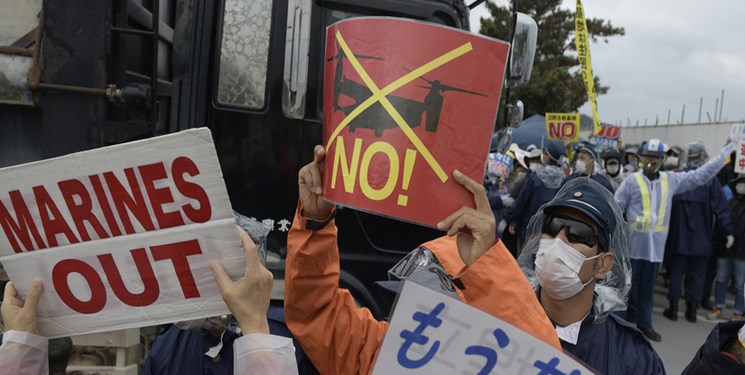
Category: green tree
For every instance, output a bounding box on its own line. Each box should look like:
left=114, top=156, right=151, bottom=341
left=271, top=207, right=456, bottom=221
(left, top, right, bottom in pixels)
left=479, top=0, right=624, bottom=126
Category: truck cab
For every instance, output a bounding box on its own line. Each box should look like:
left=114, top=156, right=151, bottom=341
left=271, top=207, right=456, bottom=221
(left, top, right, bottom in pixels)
left=0, top=0, right=535, bottom=371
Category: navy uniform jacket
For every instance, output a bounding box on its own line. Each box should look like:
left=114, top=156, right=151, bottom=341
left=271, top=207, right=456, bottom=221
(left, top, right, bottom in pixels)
left=561, top=313, right=666, bottom=375
left=142, top=306, right=319, bottom=375
left=666, top=171, right=733, bottom=257
left=562, top=173, right=615, bottom=192
left=719, top=194, right=745, bottom=260
left=682, top=321, right=745, bottom=374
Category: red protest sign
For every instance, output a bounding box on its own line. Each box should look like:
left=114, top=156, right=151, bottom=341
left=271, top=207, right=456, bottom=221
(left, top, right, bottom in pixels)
left=322, top=18, right=509, bottom=226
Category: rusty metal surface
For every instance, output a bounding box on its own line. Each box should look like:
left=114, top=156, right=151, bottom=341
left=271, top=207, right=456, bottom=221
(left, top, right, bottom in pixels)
left=0, top=45, right=33, bottom=56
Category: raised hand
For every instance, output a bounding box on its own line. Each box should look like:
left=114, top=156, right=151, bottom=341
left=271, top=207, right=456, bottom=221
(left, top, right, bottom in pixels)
left=298, top=145, right=334, bottom=220
left=437, top=170, right=497, bottom=267
left=210, top=228, right=274, bottom=334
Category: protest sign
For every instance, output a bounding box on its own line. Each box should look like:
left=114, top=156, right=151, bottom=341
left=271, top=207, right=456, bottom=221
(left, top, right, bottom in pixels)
left=372, top=281, right=591, bottom=374
left=731, top=124, right=745, bottom=173
left=486, top=153, right=513, bottom=178
left=735, top=141, right=745, bottom=174
left=731, top=123, right=745, bottom=142
left=0, top=128, right=244, bottom=338
left=592, top=123, right=621, bottom=150
left=322, top=17, right=509, bottom=227
left=545, top=113, right=580, bottom=142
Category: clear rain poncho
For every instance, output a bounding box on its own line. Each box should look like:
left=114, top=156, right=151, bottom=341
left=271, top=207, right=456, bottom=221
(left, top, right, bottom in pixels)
left=516, top=178, right=632, bottom=323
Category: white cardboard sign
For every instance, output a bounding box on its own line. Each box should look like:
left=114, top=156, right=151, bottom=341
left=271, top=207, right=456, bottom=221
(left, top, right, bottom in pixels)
left=0, top=128, right=244, bottom=338
left=373, top=281, right=591, bottom=375
left=735, top=140, right=745, bottom=174
left=731, top=123, right=745, bottom=142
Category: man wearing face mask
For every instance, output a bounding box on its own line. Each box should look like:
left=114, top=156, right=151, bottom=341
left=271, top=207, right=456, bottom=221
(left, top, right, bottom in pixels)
left=615, top=138, right=734, bottom=342
left=504, top=142, right=566, bottom=245
left=623, top=145, right=640, bottom=173
left=518, top=178, right=666, bottom=374
left=601, top=148, right=624, bottom=190
left=664, top=146, right=683, bottom=171
left=561, top=142, right=614, bottom=192
left=663, top=142, right=734, bottom=324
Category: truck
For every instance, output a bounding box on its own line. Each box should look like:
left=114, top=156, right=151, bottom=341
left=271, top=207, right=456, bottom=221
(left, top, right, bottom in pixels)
left=0, top=0, right=536, bottom=372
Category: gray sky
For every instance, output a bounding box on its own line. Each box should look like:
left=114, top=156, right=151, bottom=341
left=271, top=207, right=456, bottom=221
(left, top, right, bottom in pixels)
left=469, top=0, right=745, bottom=127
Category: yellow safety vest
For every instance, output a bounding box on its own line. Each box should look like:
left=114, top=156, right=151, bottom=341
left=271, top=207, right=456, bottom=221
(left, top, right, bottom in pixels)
left=632, top=172, right=668, bottom=233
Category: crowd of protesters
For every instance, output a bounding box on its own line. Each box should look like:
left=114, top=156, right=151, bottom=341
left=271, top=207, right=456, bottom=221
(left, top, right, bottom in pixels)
left=2, top=133, right=745, bottom=375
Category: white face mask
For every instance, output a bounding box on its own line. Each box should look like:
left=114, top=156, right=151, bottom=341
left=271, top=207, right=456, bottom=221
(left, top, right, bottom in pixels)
left=535, top=238, right=601, bottom=300
left=737, top=183, right=745, bottom=195
left=575, top=159, right=588, bottom=174
left=605, top=161, right=620, bottom=177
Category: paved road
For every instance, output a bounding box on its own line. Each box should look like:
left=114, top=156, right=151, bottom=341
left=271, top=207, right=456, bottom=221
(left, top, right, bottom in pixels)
left=645, top=282, right=739, bottom=374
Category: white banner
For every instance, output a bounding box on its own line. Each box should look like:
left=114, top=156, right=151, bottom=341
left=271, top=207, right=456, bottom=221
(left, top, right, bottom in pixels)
left=372, top=281, right=591, bottom=375
left=735, top=140, right=745, bottom=174
left=0, top=128, right=244, bottom=338
left=731, top=123, right=745, bottom=142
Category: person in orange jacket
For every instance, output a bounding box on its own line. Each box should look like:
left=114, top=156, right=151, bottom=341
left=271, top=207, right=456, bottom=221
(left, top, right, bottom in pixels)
left=284, top=145, right=561, bottom=375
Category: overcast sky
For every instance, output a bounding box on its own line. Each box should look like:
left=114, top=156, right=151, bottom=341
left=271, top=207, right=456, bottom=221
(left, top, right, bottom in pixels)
left=469, top=0, right=745, bottom=127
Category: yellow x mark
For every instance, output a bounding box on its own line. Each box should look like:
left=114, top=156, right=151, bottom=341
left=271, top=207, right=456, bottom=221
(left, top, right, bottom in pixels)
left=325, top=30, right=473, bottom=183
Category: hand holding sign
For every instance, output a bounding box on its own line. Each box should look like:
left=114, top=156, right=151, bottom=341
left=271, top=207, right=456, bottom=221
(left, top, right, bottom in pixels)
left=298, top=146, right=334, bottom=221
left=210, top=229, right=273, bottom=335
left=436, top=170, right=496, bottom=267
left=1, top=280, right=42, bottom=334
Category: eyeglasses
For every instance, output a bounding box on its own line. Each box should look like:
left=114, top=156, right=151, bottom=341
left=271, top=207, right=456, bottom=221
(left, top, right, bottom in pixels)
left=542, top=215, right=603, bottom=248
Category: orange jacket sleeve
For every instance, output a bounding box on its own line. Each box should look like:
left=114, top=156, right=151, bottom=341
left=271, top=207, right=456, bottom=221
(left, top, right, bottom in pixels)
left=285, top=205, right=388, bottom=375
left=422, top=236, right=562, bottom=349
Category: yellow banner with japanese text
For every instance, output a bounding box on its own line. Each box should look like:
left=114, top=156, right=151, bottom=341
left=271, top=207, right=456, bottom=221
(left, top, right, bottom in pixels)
left=575, top=0, right=601, bottom=135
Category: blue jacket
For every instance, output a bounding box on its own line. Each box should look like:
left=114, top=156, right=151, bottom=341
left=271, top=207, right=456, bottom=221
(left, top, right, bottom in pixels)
left=562, top=313, right=666, bottom=375
left=504, top=165, right=563, bottom=244
left=562, top=173, right=614, bottom=192
left=142, top=306, right=318, bottom=375
left=682, top=321, right=745, bottom=374
left=666, top=170, right=733, bottom=257
left=487, top=182, right=509, bottom=237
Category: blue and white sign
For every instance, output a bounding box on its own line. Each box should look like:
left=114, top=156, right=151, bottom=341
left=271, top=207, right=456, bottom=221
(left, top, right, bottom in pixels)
left=731, top=123, right=745, bottom=142
left=372, top=281, right=591, bottom=375
left=486, top=152, right=513, bottom=178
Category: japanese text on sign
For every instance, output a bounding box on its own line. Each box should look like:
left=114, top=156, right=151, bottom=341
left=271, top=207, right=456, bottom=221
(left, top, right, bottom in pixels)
left=731, top=123, right=745, bottom=142
left=591, top=124, right=621, bottom=150
left=487, top=153, right=513, bottom=178
left=545, top=113, right=580, bottom=143
left=735, top=140, right=745, bottom=174
left=372, top=281, right=590, bottom=374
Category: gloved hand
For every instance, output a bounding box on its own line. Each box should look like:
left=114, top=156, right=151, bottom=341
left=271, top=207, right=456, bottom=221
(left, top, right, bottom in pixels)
left=720, top=141, right=734, bottom=161
left=497, top=219, right=507, bottom=234
left=726, top=235, right=735, bottom=249
left=501, top=194, right=515, bottom=208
